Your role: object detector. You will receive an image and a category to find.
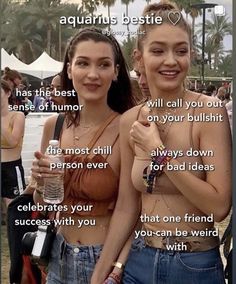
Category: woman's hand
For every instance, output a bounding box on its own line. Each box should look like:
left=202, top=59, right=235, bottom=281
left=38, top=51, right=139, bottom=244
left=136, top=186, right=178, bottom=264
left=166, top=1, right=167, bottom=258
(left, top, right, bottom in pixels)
left=130, top=121, right=163, bottom=154
left=31, top=151, right=62, bottom=184
left=91, top=267, right=122, bottom=284
left=103, top=269, right=122, bottom=284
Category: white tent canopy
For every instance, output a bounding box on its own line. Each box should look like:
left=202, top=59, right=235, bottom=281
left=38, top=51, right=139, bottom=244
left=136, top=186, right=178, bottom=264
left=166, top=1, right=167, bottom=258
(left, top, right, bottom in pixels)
left=1, top=48, right=30, bottom=73
left=1, top=48, right=63, bottom=79
left=27, top=52, right=63, bottom=79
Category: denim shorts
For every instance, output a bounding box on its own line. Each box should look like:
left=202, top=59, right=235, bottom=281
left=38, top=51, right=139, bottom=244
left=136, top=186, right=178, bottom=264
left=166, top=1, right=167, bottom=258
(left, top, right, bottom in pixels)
left=122, top=238, right=225, bottom=284
left=46, top=234, right=103, bottom=284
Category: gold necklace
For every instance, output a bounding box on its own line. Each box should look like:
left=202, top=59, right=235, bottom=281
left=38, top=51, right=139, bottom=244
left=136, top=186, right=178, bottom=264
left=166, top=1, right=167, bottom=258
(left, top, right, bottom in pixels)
left=73, top=110, right=114, bottom=145
left=148, top=92, right=186, bottom=140
left=148, top=107, right=176, bottom=145
left=73, top=125, right=95, bottom=145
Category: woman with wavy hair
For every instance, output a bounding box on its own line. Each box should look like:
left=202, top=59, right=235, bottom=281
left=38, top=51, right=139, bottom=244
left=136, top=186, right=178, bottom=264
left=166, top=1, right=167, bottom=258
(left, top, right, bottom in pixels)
left=92, top=2, right=231, bottom=283
left=29, top=27, right=135, bottom=284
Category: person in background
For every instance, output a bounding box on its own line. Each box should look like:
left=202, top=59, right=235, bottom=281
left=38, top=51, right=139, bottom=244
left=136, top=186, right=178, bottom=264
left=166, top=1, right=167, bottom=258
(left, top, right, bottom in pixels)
left=2, top=67, right=25, bottom=109
left=33, top=87, right=45, bottom=111
left=133, top=49, right=151, bottom=101
left=216, top=86, right=226, bottom=101
left=225, top=94, right=232, bottom=133
left=50, top=73, right=65, bottom=106
left=1, top=79, right=27, bottom=282
left=43, top=73, right=65, bottom=112
left=223, top=92, right=231, bottom=105
left=205, top=84, right=216, bottom=97
left=1, top=79, right=26, bottom=205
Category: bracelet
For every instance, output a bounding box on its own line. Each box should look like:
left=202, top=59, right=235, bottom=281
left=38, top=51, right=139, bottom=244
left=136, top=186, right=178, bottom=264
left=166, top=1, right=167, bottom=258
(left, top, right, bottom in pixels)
left=113, top=261, right=124, bottom=270
left=143, top=144, right=173, bottom=193
left=108, top=272, right=121, bottom=283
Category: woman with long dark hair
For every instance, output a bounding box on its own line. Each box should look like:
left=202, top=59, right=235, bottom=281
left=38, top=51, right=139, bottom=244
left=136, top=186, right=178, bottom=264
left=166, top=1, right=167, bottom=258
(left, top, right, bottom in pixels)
left=30, top=27, right=134, bottom=284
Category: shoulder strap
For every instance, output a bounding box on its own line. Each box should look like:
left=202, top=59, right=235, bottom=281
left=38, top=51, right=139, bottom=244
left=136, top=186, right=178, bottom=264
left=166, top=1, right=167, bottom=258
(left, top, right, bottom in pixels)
left=53, top=114, right=65, bottom=140
left=87, top=113, right=119, bottom=150
left=189, top=94, right=202, bottom=148
left=105, top=133, right=119, bottom=160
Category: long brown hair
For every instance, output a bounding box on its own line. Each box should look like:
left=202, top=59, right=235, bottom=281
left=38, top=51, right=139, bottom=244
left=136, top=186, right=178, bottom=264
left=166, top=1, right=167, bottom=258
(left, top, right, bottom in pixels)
left=61, top=27, right=135, bottom=126
left=2, top=67, right=22, bottom=87
left=1, top=79, right=12, bottom=93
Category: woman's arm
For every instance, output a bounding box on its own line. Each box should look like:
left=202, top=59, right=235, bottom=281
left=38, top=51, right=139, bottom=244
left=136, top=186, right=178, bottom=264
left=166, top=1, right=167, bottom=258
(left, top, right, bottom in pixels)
left=164, top=103, right=232, bottom=221
left=32, top=114, right=60, bottom=204
left=1, top=112, right=25, bottom=147
left=91, top=110, right=141, bottom=284
left=130, top=99, right=232, bottom=222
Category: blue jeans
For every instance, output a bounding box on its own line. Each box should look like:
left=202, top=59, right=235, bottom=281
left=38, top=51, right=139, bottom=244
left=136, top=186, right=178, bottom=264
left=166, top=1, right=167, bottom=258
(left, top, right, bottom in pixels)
left=122, top=238, right=225, bottom=284
left=46, top=234, right=103, bottom=284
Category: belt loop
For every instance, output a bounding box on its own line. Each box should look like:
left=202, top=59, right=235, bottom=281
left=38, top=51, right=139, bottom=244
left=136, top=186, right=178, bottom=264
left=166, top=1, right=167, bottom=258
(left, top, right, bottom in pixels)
left=60, top=240, right=66, bottom=259
left=60, top=241, right=66, bottom=280
left=89, top=246, right=95, bottom=264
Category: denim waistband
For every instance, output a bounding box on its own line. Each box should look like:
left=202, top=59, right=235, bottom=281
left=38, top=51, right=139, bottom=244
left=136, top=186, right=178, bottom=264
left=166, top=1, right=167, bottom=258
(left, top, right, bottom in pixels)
left=52, top=233, right=103, bottom=263
left=48, top=234, right=103, bottom=283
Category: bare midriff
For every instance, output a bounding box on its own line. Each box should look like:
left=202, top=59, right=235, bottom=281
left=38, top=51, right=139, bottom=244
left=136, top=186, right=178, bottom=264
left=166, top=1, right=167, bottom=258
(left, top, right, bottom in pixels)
left=58, top=212, right=112, bottom=245
left=1, top=147, right=22, bottom=162
left=141, top=192, right=214, bottom=234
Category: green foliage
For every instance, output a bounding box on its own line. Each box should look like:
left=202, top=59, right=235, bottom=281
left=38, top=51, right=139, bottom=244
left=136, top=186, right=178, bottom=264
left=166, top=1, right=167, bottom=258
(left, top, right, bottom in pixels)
left=195, top=12, right=232, bottom=72
left=121, top=0, right=135, bottom=40
left=100, top=0, right=116, bottom=30
left=81, top=0, right=100, bottom=17
left=1, top=0, right=105, bottom=63
left=217, top=52, right=232, bottom=77
left=121, top=37, right=136, bottom=70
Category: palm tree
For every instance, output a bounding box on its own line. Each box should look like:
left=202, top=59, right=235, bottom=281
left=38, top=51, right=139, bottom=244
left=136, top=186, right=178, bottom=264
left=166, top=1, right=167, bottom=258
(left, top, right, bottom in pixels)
left=23, top=0, right=63, bottom=55
left=121, top=36, right=136, bottom=70
left=2, top=3, right=43, bottom=63
left=205, top=13, right=232, bottom=70
left=100, top=0, right=116, bottom=31
left=218, top=52, right=232, bottom=77
left=2, top=0, right=104, bottom=62
left=175, top=0, right=205, bottom=36
left=121, top=0, right=135, bottom=40
left=82, top=0, right=100, bottom=17
left=185, top=0, right=205, bottom=37
left=195, top=37, right=224, bottom=70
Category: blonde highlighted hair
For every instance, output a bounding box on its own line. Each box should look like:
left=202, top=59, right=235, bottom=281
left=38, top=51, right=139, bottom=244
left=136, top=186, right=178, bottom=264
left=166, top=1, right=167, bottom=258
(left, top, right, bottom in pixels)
left=136, top=0, right=192, bottom=51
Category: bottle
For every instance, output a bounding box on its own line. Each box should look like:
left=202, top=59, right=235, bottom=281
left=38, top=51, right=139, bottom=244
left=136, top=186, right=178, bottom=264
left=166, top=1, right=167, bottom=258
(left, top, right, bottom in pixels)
left=43, top=140, right=64, bottom=204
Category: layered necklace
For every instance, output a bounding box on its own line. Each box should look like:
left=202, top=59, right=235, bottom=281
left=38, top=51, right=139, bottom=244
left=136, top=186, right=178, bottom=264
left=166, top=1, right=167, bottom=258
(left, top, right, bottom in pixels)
left=147, top=91, right=186, bottom=142
left=73, top=124, right=94, bottom=143
left=73, top=110, right=113, bottom=146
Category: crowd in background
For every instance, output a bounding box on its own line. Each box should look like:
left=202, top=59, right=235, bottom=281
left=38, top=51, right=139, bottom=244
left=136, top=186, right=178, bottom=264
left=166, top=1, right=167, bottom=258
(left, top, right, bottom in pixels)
left=1, top=66, right=233, bottom=115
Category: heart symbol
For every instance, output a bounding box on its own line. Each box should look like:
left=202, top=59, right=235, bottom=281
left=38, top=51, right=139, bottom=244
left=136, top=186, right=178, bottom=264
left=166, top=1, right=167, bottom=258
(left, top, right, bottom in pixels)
left=167, top=11, right=182, bottom=25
